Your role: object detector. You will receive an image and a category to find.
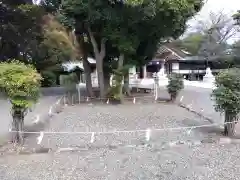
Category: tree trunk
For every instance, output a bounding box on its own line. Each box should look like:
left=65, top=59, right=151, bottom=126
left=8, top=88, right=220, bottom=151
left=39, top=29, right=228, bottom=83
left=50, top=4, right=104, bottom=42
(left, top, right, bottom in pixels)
left=118, top=53, right=124, bottom=102
left=96, top=59, right=105, bottom=98
left=170, top=93, right=177, bottom=102
left=83, top=57, right=94, bottom=97
left=76, top=34, right=94, bottom=97
left=123, top=72, right=131, bottom=96
left=87, top=27, right=106, bottom=99
left=224, top=111, right=236, bottom=137
left=104, top=71, right=110, bottom=94
left=11, top=108, right=24, bottom=145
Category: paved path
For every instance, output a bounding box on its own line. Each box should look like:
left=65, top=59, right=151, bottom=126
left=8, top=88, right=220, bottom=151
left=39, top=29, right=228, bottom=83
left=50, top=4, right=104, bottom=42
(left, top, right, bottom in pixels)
left=139, top=84, right=223, bottom=123
left=178, top=88, right=223, bottom=123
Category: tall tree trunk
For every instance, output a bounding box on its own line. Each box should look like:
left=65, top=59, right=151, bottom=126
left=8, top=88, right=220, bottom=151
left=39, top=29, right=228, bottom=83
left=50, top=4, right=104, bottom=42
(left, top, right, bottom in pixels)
left=88, top=27, right=106, bottom=99
left=123, top=72, right=131, bottom=96
left=96, top=60, right=105, bottom=98
left=11, top=108, right=24, bottom=144
left=83, top=58, right=94, bottom=97
left=104, top=70, right=110, bottom=94
left=118, top=53, right=124, bottom=102
left=76, top=34, right=94, bottom=97
left=224, top=111, right=236, bottom=137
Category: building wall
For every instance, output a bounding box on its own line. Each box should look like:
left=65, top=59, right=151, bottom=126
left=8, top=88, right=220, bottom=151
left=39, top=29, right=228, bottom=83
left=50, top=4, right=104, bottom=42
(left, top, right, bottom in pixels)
left=172, top=63, right=179, bottom=71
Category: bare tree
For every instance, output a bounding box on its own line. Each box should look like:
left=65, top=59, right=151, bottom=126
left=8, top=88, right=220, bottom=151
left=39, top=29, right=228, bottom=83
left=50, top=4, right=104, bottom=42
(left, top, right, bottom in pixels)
left=193, top=11, right=237, bottom=65
left=197, top=11, right=237, bottom=43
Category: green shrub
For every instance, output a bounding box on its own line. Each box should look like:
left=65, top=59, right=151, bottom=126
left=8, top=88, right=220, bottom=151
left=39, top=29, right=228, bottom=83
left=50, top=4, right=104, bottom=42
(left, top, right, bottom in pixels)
left=106, top=68, right=124, bottom=102
left=167, top=73, right=184, bottom=101
left=212, top=68, right=240, bottom=136
left=106, top=85, right=121, bottom=100
left=41, top=71, right=56, bottom=87
left=107, top=74, right=122, bottom=101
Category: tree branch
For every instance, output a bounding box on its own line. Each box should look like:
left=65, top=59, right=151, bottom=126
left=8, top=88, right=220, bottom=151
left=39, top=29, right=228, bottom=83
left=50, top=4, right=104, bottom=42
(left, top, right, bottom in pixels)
left=87, top=26, right=99, bottom=56
left=118, top=53, right=124, bottom=68
left=100, top=38, right=106, bottom=58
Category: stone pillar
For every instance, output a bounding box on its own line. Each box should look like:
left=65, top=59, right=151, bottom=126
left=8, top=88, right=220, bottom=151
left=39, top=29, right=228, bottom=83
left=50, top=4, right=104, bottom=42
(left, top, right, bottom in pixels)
left=143, top=65, right=147, bottom=78
left=158, top=62, right=167, bottom=77
left=129, top=66, right=137, bottom=77
left=160, top=62, right=165, bottom=75
left=203, top=67, right=215, bottom=83
left=130, top=66, right=137, bottom=74
left=157, top=61, right=168, bottom=82
left=172, top=62, right=179, bottom=73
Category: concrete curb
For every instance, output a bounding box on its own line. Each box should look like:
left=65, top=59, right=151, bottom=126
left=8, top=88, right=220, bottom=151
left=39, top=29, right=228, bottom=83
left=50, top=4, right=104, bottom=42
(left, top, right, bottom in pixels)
left=178, top=103, right=215, bottom=124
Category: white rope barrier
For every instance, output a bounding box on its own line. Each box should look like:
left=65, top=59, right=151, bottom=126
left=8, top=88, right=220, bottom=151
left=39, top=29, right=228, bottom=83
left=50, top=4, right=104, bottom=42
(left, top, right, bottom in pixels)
left=82, top=95, right=155, bottom=101
left=145, top=128, right=151, bottom=141
left=33, top=115, right=40, bottom=124
left=37, top=131, right=44, bottom=145
left=9, top=120, right=238, bottom=135
left=48, top=106, right=53, bottom=116
left=180, top=96, right=184, bottom=102
left=90, top=132, right=95, bottom=143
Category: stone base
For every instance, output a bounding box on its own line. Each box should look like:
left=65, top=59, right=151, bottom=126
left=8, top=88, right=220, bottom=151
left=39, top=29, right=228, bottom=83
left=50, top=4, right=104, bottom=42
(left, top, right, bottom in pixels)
left=158, top=75, right=168, bottom=81
left=203, top=76, right=215, bottom=84
left=158, top=76, right=168, bottom=86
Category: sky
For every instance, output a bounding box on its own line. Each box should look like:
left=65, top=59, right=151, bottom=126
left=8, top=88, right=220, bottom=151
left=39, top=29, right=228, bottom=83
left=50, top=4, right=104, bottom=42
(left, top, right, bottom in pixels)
left=186, top=0, right=240, bottom=43
left=201, top=0, right=240, bottom=14
left=189, top=0, right=240, bottom=21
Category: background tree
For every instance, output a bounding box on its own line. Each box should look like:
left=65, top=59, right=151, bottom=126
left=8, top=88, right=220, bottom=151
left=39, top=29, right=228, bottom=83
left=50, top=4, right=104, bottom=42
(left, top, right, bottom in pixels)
left=231, top=40, right=240, bottom=57
left=232, top=10, right=240, bottom=58
left=0, top=61, right=41, bottom=144
left=0, top=3, right=43, bottom=61
left=0, top=1, right=77, bottom=87
left=34, top=14, right=77, bottom=86
left=40, top=0, right=95, bottom=95
left=233, top=10, right=240, bottom=26
left=196, top=12, right=236, bottom=65
left=172, top=33, right=205, bottom=55
left=171, top=11, right=236, bottom=68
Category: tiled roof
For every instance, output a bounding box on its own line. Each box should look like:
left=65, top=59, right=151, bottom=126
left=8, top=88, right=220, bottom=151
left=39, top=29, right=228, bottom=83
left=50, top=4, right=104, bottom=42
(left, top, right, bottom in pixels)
left=155, top=43, right=191, bottom=61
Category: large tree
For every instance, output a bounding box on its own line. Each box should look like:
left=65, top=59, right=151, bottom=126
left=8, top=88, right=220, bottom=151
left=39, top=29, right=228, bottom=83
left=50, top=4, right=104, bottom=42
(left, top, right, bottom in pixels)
left=173, top=11, right=236, bottom=65
left=0, top=1, right=77, bottom=86
left=196, top=12, right=235, bottom=61
left=61, top=0, right=203, bottom=99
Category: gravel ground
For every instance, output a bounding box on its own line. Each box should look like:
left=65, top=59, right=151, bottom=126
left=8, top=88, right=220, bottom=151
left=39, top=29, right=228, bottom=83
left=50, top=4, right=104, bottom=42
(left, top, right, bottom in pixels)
left=1, top=102, right=239, bottom=180
left=0, top=143, right=240, bottom=180
left=39, top=103, right=218, bottom=150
